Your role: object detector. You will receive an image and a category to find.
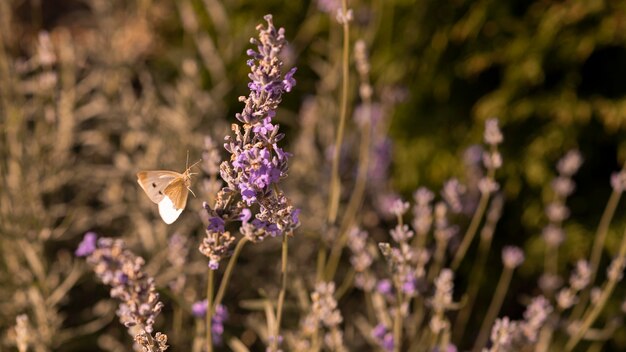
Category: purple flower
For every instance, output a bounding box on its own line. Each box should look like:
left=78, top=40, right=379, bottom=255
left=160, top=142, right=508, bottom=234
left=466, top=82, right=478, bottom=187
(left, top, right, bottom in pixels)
left=75, top=232, right=97, bottom=257
left=201, top=15, right=298, bottom=269
left=207, top=217, right=225, bottom=232
left=290, top=208, right=301, bottom=225
left=252, top=117, right=275, bottom=135
left=402, top=274, right=417, bottom=295
left=376, top=279, right=393, bottom=295
left=212, top=304, right=229, bottom=345
left=83, top=237, right=164, bottom=337
left=372, top=323, right=387, bottom=340
left=192, top=300, right=208, bottom=318
left=382, top=334, right=394, bottom=352
left=239, top=208, right=252, bottom=223
left=283, top=67, right=297, bottom=92
left=208, top=260, right=219, bottom=270
left=372, top=324, right=394, bottom=352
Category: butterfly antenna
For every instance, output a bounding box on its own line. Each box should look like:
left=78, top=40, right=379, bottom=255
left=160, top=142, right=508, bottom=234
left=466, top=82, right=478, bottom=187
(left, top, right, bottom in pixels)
left=187, top=159, right=202, bottom=172
left=185, top=150, right=190, bottom=169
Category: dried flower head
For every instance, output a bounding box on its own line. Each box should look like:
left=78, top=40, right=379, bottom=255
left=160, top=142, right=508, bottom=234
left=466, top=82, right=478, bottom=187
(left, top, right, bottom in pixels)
left=484, top=118, right=503, bottom=146
left=611, top=170, right=626, bottom=192
left=502, top=246, right=525, bottom=269
left=488, top=317, right=517, bottom=351
left=441, top=179, right=465, bottom=213
left=569, top=260, right=591, bottom=291
left=412, top=187, right=434, bottom=237
left=520, top=296, right=552, bottom=343
left=557, top=149, right=583, bottom=177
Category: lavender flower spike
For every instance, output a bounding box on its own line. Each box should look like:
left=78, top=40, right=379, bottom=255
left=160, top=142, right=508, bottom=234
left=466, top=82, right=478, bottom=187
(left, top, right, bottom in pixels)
left=236, top=14, right=296, bottom=125
left=201, top=15, right=298, bottom=272
left=82, top=236, right=168, bottom=351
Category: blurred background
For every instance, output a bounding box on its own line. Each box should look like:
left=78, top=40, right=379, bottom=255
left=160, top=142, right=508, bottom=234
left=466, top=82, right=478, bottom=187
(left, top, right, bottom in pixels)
left=1, top=0, right=626, bottom=350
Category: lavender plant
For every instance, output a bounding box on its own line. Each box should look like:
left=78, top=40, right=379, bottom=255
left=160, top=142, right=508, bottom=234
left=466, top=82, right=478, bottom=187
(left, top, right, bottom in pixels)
left=197, top=14, right=299, bottom=352
left=76, top=233, right=168, bottom=352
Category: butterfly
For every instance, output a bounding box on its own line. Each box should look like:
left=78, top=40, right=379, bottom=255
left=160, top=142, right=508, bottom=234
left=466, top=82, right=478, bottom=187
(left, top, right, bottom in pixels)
left=137, top=159, right=200, bottom=224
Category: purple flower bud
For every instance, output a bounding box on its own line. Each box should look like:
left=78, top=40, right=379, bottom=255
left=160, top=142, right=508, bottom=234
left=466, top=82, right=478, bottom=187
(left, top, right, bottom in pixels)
left=376, top=279, right=393, bottom=295
left=240, top=208, right=252, bottom=223
left=402, top=275, right=417, bottom=295
left=484, top=118, right=503, bottom=146
left=372, top=323, right=387, bottom=340
left=283, top=67, right=297, bottom=92
left=557, top=150, right=583, bottom=177
left=291, top=208, right=301, bottom=224
left=75, top=232, right=98, bottom=257
left=208, top=217, right=225, bottom=233
left=192, top=300, right=208, bottom=318
left=382, top=333, right=394, bottom=351
left=212, top=304, right=229, bottom=344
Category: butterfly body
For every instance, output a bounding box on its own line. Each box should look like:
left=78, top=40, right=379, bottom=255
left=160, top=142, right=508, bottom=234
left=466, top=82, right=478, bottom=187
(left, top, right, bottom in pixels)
left=137, top=166, right=196, bottom=224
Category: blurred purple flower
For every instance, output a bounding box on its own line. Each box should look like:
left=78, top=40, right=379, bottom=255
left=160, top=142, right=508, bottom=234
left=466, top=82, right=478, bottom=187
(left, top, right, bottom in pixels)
left=372, top=324, right=394, bottom=352
left=212, top=304, right=229, bottom=345
left=376, top=279, right=393, bottom=295
left=191, top=300, right=208, bottom=318
left=75, top=232, right=98, bottom=257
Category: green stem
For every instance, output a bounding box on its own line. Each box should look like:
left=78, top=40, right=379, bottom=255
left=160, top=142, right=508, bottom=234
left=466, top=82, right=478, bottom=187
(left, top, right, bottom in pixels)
left=452, top=226, right=493, bottom=342
left=327, top=0, right=351, bottom=226
left=173, top=306, right=182, bottom=346
left=273, top=234, right=289, bottom=351
left=565, top=225, right=626, bottom=351
left=572, top=169, right=624, bottom=320
left=393, top=290, right=404, bottom=352
left=212, top=237, right=249, bottom=313
left=206, top=269, right=214, bottom=352
left=451, top=189, right=491, bottom=270
left=334, top=268, right=355, bottom=300
left=324, top=95, right=372, bottom=281
left=472, top=267, right=514, bottom=352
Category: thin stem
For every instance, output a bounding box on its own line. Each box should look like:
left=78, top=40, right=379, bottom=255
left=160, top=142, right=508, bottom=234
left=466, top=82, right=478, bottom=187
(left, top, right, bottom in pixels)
left=324, top=96, right=372, bottom=281
left=546, top=242, right=559, bottom=277
left=589, top=188, right=622, bottom=278
left=407, top=296, right=425, bottom=351
left=565, top=225, right=626, bottom=351
left=273, top=234, right=289, bottom=350
left=572, top=169, right=624, bottom=320
left=327, top=0, right=351, bottom=226
left=316, top=245, right=327, bottom=282
left=393, top=290, right=404, bottom=352
left=472, top=267, right=514, bottom=352
left=206, top=269, right=214, bottom=352
left=427, top=237, right=447, bottom=283
left=451, top=190, right=490, bottom=270
left=334, top=268, right=355, bottom=300
left=438, top=328, right=451, bottom=352
left=452, top=228, right=493, bottom=342
left=173, top=306, right=183, bottom=346
left=212, top=237, right=249, bottom=313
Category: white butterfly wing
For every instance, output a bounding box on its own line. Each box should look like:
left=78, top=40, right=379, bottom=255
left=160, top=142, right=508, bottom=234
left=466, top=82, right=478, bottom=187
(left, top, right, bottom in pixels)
left=158, top=196, right=184, bottom=224
left=137, top=171, right=182, bottom=204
